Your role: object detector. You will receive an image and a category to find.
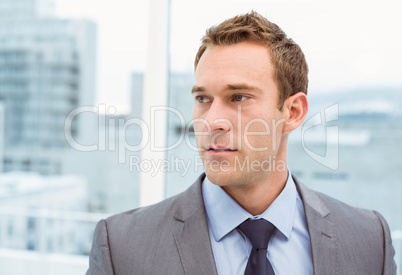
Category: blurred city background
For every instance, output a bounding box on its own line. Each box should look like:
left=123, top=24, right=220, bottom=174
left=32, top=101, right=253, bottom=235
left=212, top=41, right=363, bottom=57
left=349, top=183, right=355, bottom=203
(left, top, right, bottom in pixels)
left=0, top=0, right=401, bottom=274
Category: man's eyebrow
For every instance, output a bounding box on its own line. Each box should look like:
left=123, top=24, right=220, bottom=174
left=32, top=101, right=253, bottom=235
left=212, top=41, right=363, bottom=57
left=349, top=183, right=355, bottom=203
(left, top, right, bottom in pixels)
left=226, top=83, right=258, bottom=91
left=191, top=85, right=205, bottom=94
left=191, top=83, right=259, bottom=94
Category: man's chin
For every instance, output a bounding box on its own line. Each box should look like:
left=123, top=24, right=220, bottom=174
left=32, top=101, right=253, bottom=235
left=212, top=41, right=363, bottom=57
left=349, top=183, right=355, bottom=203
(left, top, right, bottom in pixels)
left=204, top=169, right=240, bottom=187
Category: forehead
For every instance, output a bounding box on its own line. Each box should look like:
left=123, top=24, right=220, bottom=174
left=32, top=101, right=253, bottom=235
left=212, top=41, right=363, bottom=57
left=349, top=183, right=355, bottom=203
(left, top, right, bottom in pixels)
left=194, top=42, right=274, bottom=86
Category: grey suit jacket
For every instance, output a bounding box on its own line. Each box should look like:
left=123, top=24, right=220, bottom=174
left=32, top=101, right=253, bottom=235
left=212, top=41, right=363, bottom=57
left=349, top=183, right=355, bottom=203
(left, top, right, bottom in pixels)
left=86, top=174, right=397, bottom=275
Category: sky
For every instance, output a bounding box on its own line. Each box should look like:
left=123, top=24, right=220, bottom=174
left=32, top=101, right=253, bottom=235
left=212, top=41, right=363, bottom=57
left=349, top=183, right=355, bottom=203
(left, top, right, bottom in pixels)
left=55, top=0, right=402, bottom=113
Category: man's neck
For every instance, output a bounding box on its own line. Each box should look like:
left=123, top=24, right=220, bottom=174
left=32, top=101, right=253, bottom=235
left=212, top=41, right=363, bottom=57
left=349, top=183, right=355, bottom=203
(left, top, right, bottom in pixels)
left=221, top=169, right=288, bottom=216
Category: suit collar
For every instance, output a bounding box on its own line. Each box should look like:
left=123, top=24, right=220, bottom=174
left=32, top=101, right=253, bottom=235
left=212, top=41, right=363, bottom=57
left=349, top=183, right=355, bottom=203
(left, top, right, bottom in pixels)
left=173, top=173, right=219, bottom=275
left=293, top=175, right=339, bottom=275
left=173, top=173, right=206, bottom=221
left=293, top=175, right=330, bottom=218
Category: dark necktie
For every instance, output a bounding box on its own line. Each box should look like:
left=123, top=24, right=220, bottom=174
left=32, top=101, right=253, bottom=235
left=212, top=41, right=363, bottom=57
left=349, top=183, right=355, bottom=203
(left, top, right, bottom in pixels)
left=238, top=219, right=276, bottom=275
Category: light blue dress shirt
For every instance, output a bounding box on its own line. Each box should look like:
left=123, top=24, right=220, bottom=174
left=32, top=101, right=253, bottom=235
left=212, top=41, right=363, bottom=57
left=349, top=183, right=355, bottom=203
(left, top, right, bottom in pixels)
left=202, top=170, right=313, bottom=275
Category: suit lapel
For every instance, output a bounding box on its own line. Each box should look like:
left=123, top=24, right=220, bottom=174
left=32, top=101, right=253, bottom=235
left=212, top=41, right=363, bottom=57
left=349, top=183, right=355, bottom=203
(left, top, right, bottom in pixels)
left=294, top=176, right=339, bottom=275
left=173, top=174, right=218, bottom=275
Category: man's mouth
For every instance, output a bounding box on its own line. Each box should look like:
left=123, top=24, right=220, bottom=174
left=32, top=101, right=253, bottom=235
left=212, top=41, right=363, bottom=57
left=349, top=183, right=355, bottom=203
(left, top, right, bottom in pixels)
left=207, top=146, right=236, bottom=152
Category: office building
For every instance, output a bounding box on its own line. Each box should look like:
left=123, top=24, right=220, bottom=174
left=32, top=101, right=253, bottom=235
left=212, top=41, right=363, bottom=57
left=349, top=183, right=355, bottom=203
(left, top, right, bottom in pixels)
left=0, top=0, right=96, bottom=175
left=0, top=172, right=91, bottom=254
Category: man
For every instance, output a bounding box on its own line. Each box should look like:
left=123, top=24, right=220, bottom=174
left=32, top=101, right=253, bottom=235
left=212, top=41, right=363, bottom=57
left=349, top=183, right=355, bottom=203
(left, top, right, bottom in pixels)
left=87, top=12, right=396, bottom=275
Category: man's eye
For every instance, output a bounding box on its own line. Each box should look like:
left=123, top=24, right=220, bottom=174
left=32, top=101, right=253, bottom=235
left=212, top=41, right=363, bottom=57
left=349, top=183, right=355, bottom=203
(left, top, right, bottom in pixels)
left=196, top=96, right=210, bottom=103
left=233, top=95, right=248, bottom=102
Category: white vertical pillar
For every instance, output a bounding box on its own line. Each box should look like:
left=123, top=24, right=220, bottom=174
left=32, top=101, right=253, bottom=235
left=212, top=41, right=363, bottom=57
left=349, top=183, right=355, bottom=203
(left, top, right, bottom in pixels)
left=140, top=0, right=169, bottom=206
left=0, top=102, right=4, bottom=173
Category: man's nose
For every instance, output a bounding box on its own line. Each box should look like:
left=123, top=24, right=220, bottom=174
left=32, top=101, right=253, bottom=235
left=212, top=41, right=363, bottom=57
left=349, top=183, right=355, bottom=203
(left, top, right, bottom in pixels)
left=204, top=100, right=231, bottom=133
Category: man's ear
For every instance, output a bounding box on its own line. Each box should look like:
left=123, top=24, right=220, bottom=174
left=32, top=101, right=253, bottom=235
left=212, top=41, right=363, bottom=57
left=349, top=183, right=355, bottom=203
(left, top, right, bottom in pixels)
left=282, top=92, right=308, bottom=133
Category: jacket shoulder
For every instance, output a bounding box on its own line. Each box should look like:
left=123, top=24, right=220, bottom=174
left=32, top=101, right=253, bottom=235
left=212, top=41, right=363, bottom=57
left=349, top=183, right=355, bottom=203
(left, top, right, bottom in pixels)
left=295, top=178, right=396, bottom=274
left=103, top=173, right=206, bottom=236
left=88, top=175, right=207, bottom=275
left=294, top=176, right=383, bottom=227
left=314, top=190, right=379, bottom=221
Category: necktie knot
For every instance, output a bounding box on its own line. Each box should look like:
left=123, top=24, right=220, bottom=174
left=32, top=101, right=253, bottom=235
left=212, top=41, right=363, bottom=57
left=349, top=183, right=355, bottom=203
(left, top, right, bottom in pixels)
left=238, top=219, right=276, bottom=249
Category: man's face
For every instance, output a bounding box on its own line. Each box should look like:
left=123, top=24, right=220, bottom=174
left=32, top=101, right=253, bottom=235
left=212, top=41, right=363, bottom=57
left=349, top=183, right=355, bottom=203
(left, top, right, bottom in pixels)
left=192, top=42, right=286, bottom=188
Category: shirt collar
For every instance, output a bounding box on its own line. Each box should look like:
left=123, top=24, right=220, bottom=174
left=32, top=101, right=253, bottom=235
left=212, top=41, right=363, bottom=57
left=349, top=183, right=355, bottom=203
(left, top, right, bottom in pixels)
left=202, top=170, right=297, bottom=242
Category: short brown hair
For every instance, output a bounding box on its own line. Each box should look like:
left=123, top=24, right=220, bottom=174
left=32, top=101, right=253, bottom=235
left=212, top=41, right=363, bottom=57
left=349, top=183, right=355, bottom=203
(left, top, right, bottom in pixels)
left=194, top=11, right=308, bottom=109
